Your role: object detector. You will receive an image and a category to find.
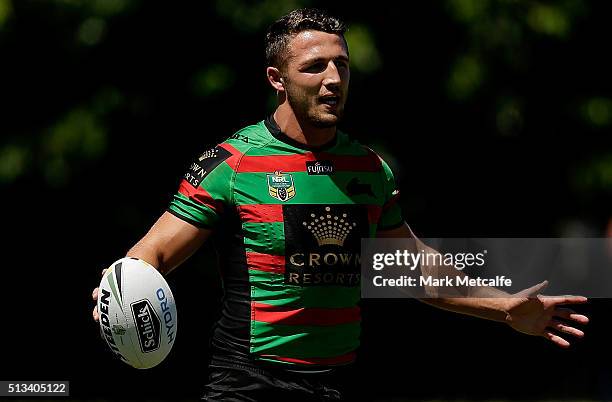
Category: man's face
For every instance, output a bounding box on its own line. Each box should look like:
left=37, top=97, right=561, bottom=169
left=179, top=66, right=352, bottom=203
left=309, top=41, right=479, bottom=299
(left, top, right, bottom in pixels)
left=282, top=30, right=350, bottom=128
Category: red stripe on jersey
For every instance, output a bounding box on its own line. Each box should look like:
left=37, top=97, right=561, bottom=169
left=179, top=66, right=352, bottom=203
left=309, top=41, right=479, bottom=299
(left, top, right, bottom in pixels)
left=237, top=152, right=380, bottom=173
left=238, top=153, right=309, bottom=172
left=367, top=205, right=382, bottom=224
left=178, top=179, right=223, bottom=213
left=252, top=302, right=360, bottom=326
left=247, top=252, right=285, bottom=274
left=321, top=152, right=379, bottom=172
left=238, top=204, right=283, bottom=223
left=218, top=143, right=243, bottom=170
left=259, top=352, right=357, bottom=366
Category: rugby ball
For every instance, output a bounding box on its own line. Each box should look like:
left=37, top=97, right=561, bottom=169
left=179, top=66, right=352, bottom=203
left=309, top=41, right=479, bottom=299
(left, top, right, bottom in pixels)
left=97, top=257, right=177, bottom=369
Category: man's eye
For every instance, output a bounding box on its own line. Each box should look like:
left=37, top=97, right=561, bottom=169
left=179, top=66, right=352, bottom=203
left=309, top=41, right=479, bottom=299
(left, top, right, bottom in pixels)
left=336, top=61, right=349, bottom=69
left=305, top=63, right=325, bottom=73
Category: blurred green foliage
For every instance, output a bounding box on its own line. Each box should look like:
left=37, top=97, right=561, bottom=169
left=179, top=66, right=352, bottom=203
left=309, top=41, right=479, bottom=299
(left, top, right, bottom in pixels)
left=0, top=144, right=28, bottom=183
left=345, top=24, right=381, bottom=73
left=447, top=54, right=484, bottom=100
left=192, top=65, right=236, bottom=97
left=0, top=0, right=12, bottom=27
left=582, top=97, right=612, bottom=127
left=444, top=0, right=588, bottom=103
left=571, top=153, right=612, bottom=195
left=214, top=0, right=309, bottom=32
left=0, top=0, right=608, bottom=236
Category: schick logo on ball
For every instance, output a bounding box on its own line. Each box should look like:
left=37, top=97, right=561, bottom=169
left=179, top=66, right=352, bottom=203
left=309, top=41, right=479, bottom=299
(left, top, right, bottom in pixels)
left=131, top=300, right=161, bottom=353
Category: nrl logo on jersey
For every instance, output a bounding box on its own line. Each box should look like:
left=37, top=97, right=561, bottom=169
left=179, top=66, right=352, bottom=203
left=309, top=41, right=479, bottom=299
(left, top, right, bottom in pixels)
left=267, top=170, right=296, bottom=202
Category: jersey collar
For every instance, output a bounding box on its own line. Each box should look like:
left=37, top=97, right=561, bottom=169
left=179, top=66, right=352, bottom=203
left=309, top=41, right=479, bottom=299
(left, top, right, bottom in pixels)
left=264, top=115, right=338, bottom=152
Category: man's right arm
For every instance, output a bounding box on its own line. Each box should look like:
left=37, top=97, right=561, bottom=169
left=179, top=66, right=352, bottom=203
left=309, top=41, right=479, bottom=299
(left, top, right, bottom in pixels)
left=93, top=141, right=240, bottom=321
left=92, top=211, right=212, bottom=321
left=126, top=211, right=213, bottom=275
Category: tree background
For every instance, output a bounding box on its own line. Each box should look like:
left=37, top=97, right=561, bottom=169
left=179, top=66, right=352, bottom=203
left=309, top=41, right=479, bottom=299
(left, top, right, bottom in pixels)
left=1, top=0, right=610, bottom=400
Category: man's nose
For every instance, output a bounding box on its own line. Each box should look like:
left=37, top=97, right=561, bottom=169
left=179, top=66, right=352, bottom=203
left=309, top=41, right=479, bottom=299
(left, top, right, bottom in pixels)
left=322, top=61, right=341, bottom=87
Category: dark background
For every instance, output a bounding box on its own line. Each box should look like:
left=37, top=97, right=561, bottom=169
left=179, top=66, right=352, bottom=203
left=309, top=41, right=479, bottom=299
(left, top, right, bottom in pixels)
left=1, top=0, right=610, bottom=400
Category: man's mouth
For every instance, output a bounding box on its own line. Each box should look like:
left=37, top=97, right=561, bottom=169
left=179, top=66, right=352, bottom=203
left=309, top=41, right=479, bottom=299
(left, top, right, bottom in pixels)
left=320, top=95, right=340, bottom=106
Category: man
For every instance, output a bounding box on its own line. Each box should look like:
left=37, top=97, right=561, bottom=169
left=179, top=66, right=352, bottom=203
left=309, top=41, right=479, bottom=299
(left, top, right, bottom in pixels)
left=92, top=8, right=588, bottom=401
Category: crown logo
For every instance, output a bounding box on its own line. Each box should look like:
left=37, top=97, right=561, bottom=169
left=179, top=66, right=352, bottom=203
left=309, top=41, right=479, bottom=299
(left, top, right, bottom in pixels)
left=302, top=207, right=357, bottom=246
left=198, top=148, right=218, bottom=161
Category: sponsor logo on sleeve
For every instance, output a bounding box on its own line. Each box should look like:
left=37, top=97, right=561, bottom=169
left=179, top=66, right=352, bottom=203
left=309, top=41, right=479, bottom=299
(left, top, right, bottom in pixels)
left=184, top=146, right=231, bottom=188
left=306, top=160, right=334, bottom=175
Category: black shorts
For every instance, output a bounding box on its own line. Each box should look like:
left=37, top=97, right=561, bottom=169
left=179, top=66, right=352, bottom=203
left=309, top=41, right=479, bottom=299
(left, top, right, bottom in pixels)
left=201, top=362, right=357, bottom=402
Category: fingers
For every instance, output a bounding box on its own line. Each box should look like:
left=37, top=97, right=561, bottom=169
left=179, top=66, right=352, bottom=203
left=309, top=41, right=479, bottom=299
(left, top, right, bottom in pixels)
left=543, top=331, right=570, bottom=348
left=92, top=268, right=108, bottom=322
left=555, top=308, right=589, bottom=324
left=93, top=268, right=108, bottom=300
left=546, top=295, right=588, bottom=306
left=549, top=319, right=584, bottom=338
left=542, top=315, right=587, bottom=348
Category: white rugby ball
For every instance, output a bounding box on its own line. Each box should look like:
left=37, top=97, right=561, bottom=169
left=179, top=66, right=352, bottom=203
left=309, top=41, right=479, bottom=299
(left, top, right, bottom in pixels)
left=97, top=257, right=177, bottom=369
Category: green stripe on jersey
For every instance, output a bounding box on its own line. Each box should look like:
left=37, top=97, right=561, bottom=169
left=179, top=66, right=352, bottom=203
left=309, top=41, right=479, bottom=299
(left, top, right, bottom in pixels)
left=203, top=160, right=236, bottom=186
left=249, top=270, right=360, bottom=308
left=243, top=222, right=285, bottom=255
left=245, top=145, right=309, bottom=156
left=250, top=321, right=360, bottom=358
left=168, top=193, right=218, bottom=226
left=234, top=171, right=384, bottom=205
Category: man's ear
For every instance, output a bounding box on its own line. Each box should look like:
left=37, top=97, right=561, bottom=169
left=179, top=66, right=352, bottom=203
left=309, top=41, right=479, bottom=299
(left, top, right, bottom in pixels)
left=267, top=67, right=285, bottom=92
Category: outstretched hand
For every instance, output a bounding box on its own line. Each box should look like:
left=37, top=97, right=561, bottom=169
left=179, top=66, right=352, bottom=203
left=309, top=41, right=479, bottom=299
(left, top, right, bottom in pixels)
left=505, top=281, right=589, bottom=348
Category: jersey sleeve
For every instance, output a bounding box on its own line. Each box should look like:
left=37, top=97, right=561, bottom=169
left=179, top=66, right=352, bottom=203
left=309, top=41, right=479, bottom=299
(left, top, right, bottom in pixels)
left=167, top=144, right=236, bottom=228
left=378, top=157, right=404, bottom=230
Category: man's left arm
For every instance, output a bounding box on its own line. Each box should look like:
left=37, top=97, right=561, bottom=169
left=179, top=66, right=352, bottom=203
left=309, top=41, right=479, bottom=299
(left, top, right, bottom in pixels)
left=376, top=223, right=589, bottom=348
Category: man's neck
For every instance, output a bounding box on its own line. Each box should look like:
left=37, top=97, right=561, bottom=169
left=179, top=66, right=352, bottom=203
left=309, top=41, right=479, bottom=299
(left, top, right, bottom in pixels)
left=273, top=104, right=336, bottom=147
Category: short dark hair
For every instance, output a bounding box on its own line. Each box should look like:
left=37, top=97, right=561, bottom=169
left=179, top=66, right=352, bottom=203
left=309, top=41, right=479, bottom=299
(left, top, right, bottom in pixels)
left=265, top=8, right=347, bottom=71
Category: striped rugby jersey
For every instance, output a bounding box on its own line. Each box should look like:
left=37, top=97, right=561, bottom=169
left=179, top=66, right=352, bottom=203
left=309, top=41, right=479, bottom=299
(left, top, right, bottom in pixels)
left=167, top=116, right=403, bottom=368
